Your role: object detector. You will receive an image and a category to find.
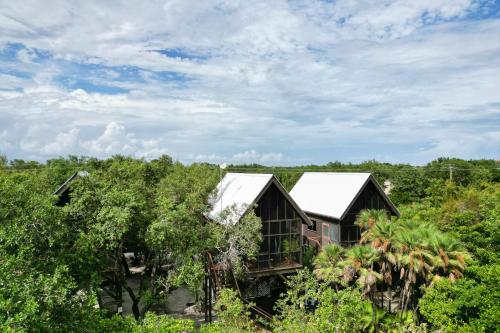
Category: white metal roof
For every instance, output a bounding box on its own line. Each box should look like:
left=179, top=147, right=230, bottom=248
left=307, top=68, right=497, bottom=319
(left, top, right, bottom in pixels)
left=289, top=172, right=371, bottom=220
left=208, top=173, right=273, bottom=224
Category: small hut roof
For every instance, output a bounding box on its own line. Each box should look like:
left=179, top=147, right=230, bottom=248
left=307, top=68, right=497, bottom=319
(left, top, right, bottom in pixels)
left=53, top=171, right=89, bottom=196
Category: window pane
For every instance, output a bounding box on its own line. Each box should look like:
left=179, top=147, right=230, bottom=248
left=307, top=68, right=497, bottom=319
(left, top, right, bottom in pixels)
left=330, top=224, right=340, bottom=243
left=292, top=252, right=300, bottom=263
left=270, top=187, right=278, bottom=220
left=286, top=201, right=294, bottom=219
left=271, top=253, right=282, bottom=266
left=323, top=224, right=329, bottom=237
left=270, top=222, right=280, bottom=235
left=281, top=221, right=289, bottom=234
left=260, top=193, right=269, bottom=221
left=262, top=222, right=270, bottom=236
left=278, top=197, right=286, bottom=219
left=270, top=236, right=280, bottom=253
left=285, top=235, right=299, bottom=253
left=260, top=236, right=269, bottom=253
left=341, top=226, right=349, bottom=242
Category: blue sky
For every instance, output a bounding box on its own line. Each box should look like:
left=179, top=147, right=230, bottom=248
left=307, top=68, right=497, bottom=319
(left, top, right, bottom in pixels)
left=0, top=0, right=499, bottom=165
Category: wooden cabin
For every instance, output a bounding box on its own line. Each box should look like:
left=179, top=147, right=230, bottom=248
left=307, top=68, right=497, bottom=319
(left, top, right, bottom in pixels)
left=290, top=172, right=399, bottom=249
left=208, top=173, right=312, bottom=276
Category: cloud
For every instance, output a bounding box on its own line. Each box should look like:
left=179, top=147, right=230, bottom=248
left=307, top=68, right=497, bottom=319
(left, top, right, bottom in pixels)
left=191, top=150, right=283, bottom=165
left=0, top=1, right=498, bottom=164
left=42, top=128, right=79, bottom=154
left=80, top=122, right=130, bottom=155
left=80, top=122, right=168, bottom=159
left=232, top=150, right=283, bottom=164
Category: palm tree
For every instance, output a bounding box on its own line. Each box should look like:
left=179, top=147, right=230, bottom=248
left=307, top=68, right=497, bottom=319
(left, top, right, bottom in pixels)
left=313, top=244, right=345, bottom=289
left=356, top=209, right=388, bottom=236
left=393, top=223, right=436, bottom=312
left=365, top=220, right=398, bottom=311
left=428, top=232, right=469, bottom=282
left=344, top=245, right=381, bottom=299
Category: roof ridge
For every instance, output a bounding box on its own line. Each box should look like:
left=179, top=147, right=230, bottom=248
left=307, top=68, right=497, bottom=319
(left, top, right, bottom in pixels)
left=225, top=172, right=273, bottom=176
left=302, top=171, right=371, bottom=175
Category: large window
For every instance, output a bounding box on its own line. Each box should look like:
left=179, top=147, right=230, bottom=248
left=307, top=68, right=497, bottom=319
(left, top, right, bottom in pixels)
left=253, top=184, right=302, bottom=271
left=330, top=223, right=340, bottom=244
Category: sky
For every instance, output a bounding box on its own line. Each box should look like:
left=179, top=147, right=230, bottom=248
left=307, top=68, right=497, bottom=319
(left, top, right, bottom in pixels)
left=0, top=0, right=499, bottom=165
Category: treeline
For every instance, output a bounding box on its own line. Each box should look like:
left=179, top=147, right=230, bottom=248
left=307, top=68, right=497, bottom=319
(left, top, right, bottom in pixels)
left=227, top=157, right=499, bottom=203
left=0, top=155, right=498, bottom=332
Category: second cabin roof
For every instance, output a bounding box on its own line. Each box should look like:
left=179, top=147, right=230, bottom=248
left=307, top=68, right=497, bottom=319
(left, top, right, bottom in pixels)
left=290, top=172, right=397, bottom=220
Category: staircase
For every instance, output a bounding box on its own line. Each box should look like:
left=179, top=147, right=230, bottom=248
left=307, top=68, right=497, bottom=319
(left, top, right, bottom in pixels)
left=206, top=252, right=274, bottom=322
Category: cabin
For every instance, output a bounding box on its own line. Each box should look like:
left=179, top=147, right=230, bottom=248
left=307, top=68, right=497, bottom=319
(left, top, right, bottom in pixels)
left=208, top=173, right=312, bottom=275
left=289, top=172, right=399, bottom=249
left=53, top=171, right=89, bottom=206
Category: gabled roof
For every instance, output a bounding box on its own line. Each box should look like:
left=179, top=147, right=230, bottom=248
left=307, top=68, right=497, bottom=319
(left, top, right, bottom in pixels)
left=53, top=171, right=89, bottom=196
left=208, top=172, right=311, bottom=226
left=289, top=172, right=399, bottom=220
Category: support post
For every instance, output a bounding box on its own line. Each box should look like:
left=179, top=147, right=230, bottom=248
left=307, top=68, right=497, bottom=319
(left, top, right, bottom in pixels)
left=204, top=255, right=208, bottom=323
left=208, top=272, right=213, bottom=323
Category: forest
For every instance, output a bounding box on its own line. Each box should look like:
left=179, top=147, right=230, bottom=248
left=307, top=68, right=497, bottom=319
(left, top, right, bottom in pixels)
left=0, top=155, right=498, bottom=333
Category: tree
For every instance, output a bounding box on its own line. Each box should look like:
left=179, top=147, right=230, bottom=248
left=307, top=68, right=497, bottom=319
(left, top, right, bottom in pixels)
left=419, top=264, right=500, bottom=333
left=393, top=221, right=436, bottom=312
left=313, top=244, right=346, bottom=288
left=199, top=288, right=255, bottom=333
left=390, top=166, right=429, bottom=205
left=428, top=232, right=469, bottom=281
left=343, top=246, right=381, bottom=299
left=0, top=171, right=106, bottom=331
left=211, top=205, right=263, bottom=278
left=355, top=209, right=387, bottom=232
left=359, top=219, right=398, bottom=310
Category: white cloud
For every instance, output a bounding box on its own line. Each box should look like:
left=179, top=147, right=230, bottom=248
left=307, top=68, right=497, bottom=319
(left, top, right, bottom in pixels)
left=232, top=150, right=283, bottom=164
left=79, top=122, right=168, bottom=159
left=80, top=122, right=130, bottom=155
left=42, top=128, right=79, bottom=154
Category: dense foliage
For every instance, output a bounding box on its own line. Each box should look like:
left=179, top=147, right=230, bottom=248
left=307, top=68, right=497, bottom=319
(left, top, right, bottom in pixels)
left=0, top=155, right=498, bottom=332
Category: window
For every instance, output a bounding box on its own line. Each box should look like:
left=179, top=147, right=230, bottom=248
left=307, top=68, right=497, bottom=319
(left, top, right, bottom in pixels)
left=323, top=224, right=329, bottom=237
left=341, top=224, right=360, bottom=247
left=330, top=223, right=340, bottom=243
left=308, top=219, right=317, bottom=231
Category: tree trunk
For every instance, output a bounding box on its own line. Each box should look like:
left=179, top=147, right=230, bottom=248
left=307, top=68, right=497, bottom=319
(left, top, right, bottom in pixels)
left=122, top=280, right=141, bottom=320
left=380, top=281, right=384, bottom=308
left=95, top=289, right=103, bottom=309
left=121, top=255, right=131, bottom=277
left=204, top=255, right=209, bottom=323
left=116, top=244, right=141, bottom=320
left=208, top=272, right=213, bottom=323
left=388, top=284, right=392, bottom=313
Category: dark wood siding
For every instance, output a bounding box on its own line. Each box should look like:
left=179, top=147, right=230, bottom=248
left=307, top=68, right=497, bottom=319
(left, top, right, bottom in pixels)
left=340, top=181, right=393, bottom=246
